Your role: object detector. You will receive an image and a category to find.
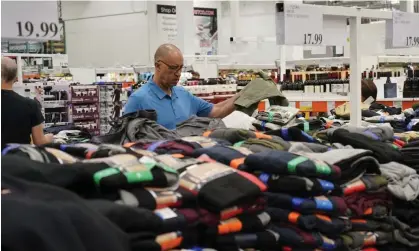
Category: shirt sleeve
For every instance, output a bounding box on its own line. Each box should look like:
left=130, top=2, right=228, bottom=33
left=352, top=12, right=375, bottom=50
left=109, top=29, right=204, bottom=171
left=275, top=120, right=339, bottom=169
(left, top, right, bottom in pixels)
left=123, top=94, right=142, bottom=115
left=30, top=99, right=44, bottom=128
left=190, top=93, right=214, bottom=117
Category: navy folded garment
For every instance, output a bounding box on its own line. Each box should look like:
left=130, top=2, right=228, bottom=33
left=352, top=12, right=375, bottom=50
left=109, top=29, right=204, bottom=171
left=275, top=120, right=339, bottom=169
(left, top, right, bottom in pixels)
left=244, top=150, right=341, bottom=181
left=266, top=127, right=320, bottom=143
left=269, top=224, right=341, bottom=250
left=189, top=146, right=249, bottom=170
left=264, top=192, right=349, bottom=216
left=258, top=174, right=342, bottom=197
left=267, top=207, right=350, bottom=235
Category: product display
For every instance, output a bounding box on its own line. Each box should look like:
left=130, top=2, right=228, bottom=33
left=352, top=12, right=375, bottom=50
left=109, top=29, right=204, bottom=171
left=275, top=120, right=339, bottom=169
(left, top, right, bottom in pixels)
left=70, top=85, right=100, bottom=136
left=3, top=97, right=419, bottom=251
left=3, top=2, right=419, bottom=251
left=97, top=82, right=130, bottom=135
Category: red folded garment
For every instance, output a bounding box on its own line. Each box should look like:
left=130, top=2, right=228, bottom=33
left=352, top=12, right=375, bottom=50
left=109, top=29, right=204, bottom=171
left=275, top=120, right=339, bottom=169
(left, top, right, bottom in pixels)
left=344, top=191, right=392, bottom=217
left=176, top=197, right=266, bottom=224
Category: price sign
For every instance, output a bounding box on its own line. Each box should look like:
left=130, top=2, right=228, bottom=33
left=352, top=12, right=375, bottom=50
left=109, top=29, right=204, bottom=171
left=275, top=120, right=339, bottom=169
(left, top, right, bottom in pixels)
left=1, top=1, right=61, bottom=41
left=276, top=2, right=323, bottom=46
left=386, top=12, right=419, bottom=48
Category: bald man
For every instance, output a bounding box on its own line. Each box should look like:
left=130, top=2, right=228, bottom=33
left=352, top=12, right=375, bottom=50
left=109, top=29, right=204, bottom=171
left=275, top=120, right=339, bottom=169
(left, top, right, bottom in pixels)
left=124, top=44, right=238, bottom=129
left=1, top=57, right=53, bottom=149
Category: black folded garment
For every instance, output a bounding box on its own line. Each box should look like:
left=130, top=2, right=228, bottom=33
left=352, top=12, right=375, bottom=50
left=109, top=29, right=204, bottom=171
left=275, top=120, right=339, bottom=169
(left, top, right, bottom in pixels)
left=258, top=174, right=342, bottom=197
left=267, top=207, right=350, bottom=235
left=42, top=143, right=132, bottom=159
left=204, top=128, right=281, bottom=144
left=400, top=146, right=419, bottom=171
left=393, top=198, right=419, bottom=228
left=212, top=230, right=279, bottom=251
left=294, top=148, right=381, bottom=185
left=328, top=128, right=403, bottom=164
left=264, top=192, right=349, bottom=216
left=2, top=155, right=112, bottom=199
left=269, top=224, right=341, bottom=250
left=350, top=218, right=393, bottom=232
left=293, top=119, right=323, bottom=133
left=85, top=199, right=165, bottom=233
left=370, top=102, right=402, bottom=115
left=2, top=144, right=63, bottom=163
left=244, top=150, right=341, bottom=181
left=2, top=175, right=131, bottom=251
left=266, top=127, right=319, bottom=143
left=189, top=145, right=248, bottom=169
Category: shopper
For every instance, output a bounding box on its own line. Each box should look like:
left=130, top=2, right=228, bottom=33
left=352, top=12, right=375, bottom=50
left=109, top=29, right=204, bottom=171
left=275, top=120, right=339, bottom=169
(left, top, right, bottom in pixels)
left=1, top=57, right=53, bottom=149
left=124, top=44, right=238, bottom=130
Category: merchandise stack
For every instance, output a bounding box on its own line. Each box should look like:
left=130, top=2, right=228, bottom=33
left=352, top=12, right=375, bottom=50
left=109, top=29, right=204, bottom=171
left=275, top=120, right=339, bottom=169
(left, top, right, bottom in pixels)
left=2, top=72, right=419, bottom=251
left=97, top=83, right=128, bottom=135
left=183, top=78, right=237, bottom=104
left=43, top=83, right=70, bottom=127
left=70, top=85, right=100, bottom=136
left=403, top=69, right=419, bottom=98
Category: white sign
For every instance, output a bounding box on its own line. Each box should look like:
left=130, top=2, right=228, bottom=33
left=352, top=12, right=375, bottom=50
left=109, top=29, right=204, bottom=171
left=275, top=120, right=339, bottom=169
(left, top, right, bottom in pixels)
left=52, top=54, right=69, bottom=68
left=156, top=4, right=178, bottom=44
left=386, top=11, right=419, bottom=48
left=276, top=2, right=323, bottom=46
left=1, top=1, right=61, bottom=41
left=322, top=16, right=348, bottom=47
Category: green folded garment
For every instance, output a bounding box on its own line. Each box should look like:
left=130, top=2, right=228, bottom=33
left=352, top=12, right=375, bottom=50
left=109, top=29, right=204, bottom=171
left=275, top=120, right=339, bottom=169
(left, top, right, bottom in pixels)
left=234, top=138, right=290, bottom=152
left=235, top=71, right=288, bottom=115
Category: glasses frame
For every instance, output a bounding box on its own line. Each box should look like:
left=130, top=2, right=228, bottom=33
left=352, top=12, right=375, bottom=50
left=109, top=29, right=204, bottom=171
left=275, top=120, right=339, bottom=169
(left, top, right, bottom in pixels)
left=157, top=60, right=183, bottom=72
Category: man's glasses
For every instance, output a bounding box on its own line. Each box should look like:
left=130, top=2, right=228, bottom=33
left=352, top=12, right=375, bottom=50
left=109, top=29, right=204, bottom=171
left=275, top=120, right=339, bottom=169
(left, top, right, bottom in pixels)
left=157, top=60, right=183, bottom=72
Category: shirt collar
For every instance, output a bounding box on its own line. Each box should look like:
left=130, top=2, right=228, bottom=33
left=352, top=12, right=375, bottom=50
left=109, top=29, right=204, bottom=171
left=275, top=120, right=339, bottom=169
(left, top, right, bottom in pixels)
left=149, top=81, right=178, bottom=100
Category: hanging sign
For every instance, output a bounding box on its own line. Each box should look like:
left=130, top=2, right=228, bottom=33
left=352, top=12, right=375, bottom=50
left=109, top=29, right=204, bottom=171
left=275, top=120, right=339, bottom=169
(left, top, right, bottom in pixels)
left=156, top=4, right=178, bottom=44
left=386, top=11, right=419, bottom=48
left=156, top=5, right=218, bottom=55
left=193, top=8, right=218, bottom=55
left=276, top=3, right=348, bottom=46
left=276, top=2, right=323, bottom=46
left=1, top=1, right=61, bottom=41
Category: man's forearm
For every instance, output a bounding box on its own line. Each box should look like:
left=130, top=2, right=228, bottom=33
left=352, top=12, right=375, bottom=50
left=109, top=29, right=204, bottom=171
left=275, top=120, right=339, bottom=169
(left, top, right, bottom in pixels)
left=211, top=93, right=239, bottom=118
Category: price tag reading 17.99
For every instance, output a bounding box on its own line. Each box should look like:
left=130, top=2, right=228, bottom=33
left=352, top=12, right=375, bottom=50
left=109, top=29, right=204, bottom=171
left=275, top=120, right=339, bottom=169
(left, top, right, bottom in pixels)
left=16, top=21, right=59, bottom=38
left=303, top=33, right=323, bottom=45
left=406, top=36, right=419, bottom=47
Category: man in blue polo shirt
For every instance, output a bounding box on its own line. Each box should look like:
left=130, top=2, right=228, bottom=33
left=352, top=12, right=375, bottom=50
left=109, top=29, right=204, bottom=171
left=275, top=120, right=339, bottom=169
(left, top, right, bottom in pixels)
left=124, top=44, right=238, bottom=129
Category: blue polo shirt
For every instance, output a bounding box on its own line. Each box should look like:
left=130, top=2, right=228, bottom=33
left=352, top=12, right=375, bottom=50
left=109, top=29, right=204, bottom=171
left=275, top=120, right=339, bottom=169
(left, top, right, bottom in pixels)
left=123, top=81, right=214, bottom=129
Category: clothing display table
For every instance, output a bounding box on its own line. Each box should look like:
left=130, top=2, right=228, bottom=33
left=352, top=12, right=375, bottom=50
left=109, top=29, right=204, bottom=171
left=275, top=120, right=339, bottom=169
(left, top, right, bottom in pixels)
left=2, top=102, right=419, bottom=251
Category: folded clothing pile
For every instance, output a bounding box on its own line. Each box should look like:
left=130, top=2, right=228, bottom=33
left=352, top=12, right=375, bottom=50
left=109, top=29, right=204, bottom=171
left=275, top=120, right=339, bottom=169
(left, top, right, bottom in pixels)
left=254, top=105, right=299, bottom=128
left=242, top=149, right=347, bottom=250
left=400, top=141, right=419, bottom=172
left=242, top=145, right=407, bottom=251
left=4, top=125, right=419, bottom=251
left=327, top=128, right=403, bottom=164
left=123, top=157, right=274, bottom=251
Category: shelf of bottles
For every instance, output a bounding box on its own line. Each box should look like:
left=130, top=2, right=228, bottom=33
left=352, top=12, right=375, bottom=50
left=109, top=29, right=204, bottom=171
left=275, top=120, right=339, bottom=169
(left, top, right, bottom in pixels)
left=280, top=68, right=419, bottom=113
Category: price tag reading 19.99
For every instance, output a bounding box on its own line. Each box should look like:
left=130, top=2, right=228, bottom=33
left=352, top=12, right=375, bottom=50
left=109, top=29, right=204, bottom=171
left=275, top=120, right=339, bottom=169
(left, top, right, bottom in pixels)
left=303, top=33, right=323, bottom=45
left=16, top=21, right=59, bottom=38
left=406, top=36, right=419, bottom=47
